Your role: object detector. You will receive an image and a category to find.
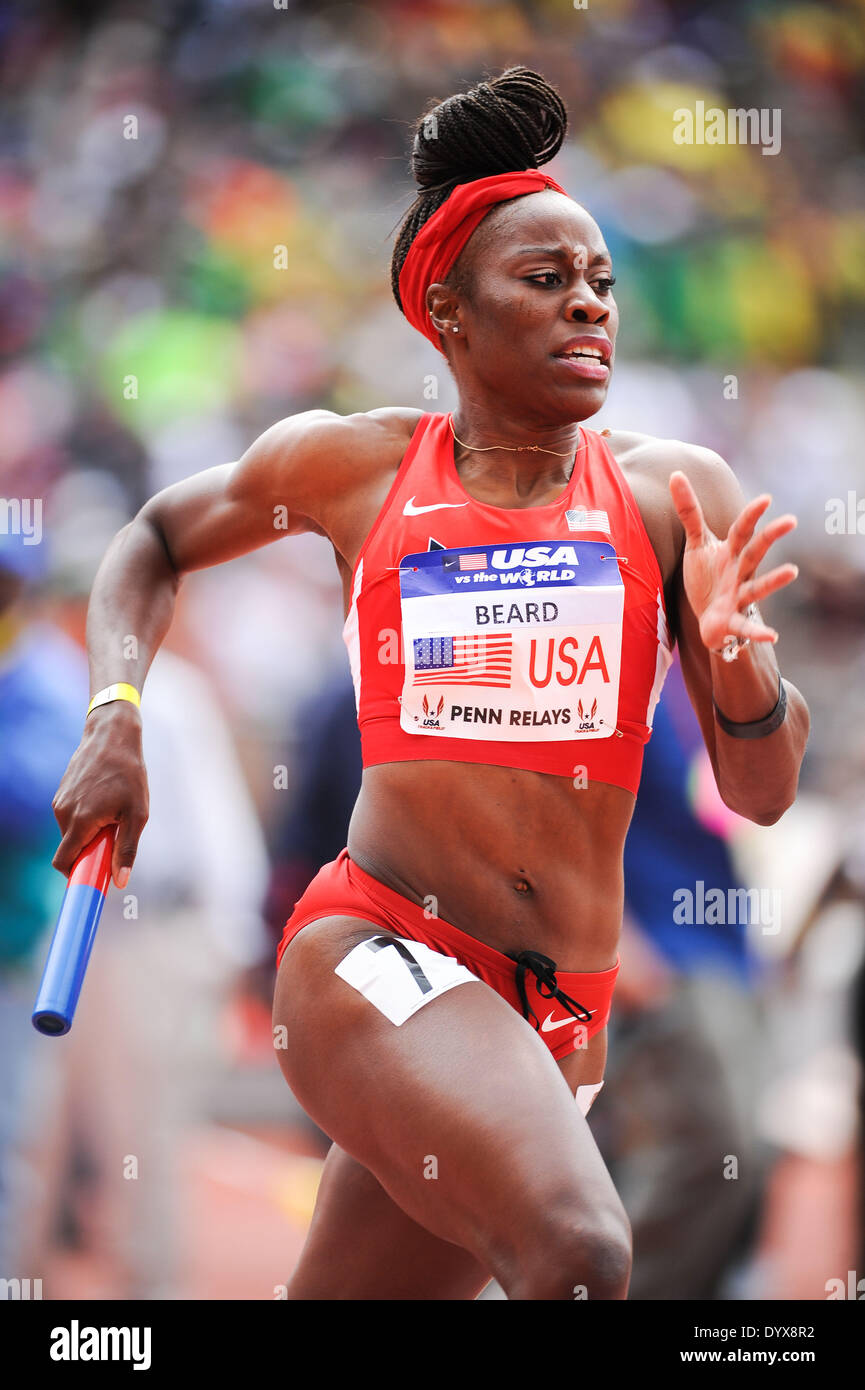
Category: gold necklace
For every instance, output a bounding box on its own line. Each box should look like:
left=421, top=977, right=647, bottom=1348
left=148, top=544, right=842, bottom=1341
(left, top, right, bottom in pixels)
left=449, top=413, right=581, bottom=458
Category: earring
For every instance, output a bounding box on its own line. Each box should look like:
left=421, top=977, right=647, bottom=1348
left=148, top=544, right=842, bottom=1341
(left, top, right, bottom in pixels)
left=430, top=313, right=459, bottom=334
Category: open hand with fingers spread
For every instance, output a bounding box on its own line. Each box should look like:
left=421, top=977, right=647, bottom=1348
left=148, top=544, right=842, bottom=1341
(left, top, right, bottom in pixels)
left=669, top=470, right=799, bottom=655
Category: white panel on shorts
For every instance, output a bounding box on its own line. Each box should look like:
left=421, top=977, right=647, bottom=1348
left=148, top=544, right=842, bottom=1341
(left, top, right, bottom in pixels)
left=576, top=1080, right=604, bottom=1117
left=334, top=935, right=480, bottom=1026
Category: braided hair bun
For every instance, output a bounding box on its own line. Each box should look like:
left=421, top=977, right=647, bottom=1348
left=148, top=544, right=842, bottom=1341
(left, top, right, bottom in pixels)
left=392, top=67, right=568, bottom=309
left=412, top=66, right=567, bottom=190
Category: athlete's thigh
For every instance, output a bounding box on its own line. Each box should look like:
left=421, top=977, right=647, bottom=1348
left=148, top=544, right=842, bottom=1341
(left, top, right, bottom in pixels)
left=286, top=1142, right=491, bottom=1300
left=285, top=1038, right=609, bottom=1300
left=273, top=914, right=624, bottom=1269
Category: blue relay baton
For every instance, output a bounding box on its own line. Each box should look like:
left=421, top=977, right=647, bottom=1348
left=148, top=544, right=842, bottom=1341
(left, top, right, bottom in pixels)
left=32, top=825, right=117, bottom=1036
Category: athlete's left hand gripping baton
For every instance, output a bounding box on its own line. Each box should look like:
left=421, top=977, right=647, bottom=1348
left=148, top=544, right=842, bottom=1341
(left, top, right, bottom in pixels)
left=32, top=824, right=117, bottom=1036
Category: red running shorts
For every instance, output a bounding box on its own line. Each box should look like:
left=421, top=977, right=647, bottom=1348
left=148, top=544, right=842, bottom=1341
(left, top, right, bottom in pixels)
left=276, top=847, right=619, bottom=1063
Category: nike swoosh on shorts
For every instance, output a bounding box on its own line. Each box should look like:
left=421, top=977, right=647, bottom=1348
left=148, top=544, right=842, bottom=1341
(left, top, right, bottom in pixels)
left=540, top=1009, right=597, bottom=1032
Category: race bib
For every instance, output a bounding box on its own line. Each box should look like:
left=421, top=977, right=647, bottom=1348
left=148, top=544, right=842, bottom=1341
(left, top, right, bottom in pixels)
left=397, top=539, right=624, bottom=741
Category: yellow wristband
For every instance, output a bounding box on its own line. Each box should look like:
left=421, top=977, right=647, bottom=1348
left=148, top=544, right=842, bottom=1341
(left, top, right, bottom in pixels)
left=86, top=683, right=141, bottom=717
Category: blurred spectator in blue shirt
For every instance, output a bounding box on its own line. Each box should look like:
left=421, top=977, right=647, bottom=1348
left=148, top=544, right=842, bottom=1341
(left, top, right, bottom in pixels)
left=0, top=528, right=88, bottom=1280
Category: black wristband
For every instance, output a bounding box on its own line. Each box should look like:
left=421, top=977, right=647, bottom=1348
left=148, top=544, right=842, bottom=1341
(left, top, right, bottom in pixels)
left=712, top=673, right=787, bottom=740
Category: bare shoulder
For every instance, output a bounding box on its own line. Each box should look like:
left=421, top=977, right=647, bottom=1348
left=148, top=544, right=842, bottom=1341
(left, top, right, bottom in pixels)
left=256, top=405, right=423, bottom=492
left=601, top=428, right=746, bottom=537
left=241, top=405, right=425, bottom=534
left=602, top=427, right=728, bottom=478
left=288, top=404, right=424, bottom=455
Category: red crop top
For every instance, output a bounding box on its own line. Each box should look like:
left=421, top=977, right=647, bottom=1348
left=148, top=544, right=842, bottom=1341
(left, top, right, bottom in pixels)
left=342, top=412, right=674, bottom=796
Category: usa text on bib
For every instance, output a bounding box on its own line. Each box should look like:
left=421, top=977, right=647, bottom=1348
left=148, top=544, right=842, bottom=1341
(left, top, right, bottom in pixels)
left=397, top=540, right=624, bottom=741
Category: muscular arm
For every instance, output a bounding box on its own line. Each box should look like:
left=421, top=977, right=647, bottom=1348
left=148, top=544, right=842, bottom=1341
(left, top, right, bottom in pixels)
left=667, top=443, right=810, bottom=826
left=51, top=406, right=415, bottom=883
left=84, top=410, right=329, bottom=702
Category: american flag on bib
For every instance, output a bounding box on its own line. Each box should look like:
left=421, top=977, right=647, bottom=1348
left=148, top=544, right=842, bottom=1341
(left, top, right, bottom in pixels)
left=566, top=506, right=611, bottom=534
left=412, top=634, right=512, bottom=687
left=443, top=552, right=488, bottom=572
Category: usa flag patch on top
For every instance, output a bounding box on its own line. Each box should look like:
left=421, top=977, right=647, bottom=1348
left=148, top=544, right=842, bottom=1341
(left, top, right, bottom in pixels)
left=565, top=507, right=611, bottom=535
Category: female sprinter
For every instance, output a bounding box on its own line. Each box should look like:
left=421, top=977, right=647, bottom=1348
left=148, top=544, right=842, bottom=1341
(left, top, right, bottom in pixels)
left=52, top=68, right=809, bottom=1300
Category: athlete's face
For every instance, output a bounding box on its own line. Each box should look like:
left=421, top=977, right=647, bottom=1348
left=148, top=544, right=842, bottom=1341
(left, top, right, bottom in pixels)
left=438, top=192, right=617, bottom=424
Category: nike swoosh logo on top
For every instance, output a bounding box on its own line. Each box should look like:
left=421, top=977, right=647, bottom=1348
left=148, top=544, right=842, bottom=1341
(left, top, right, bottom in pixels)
left=540, top=1009, right=597, bottom=1033
left=403, top=497, right=471, bottom=516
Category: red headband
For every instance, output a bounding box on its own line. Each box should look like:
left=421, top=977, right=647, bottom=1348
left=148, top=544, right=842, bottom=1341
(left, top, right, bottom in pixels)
left=398, top=168, right=569, bottom=354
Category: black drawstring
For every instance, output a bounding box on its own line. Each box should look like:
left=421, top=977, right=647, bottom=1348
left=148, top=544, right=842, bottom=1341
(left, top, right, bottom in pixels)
left=506, top=949, right=593, bottom=1030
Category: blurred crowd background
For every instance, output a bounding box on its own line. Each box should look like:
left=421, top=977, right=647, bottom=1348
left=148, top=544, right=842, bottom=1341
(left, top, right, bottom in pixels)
left=1, top=0, right=864, bottom=1300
